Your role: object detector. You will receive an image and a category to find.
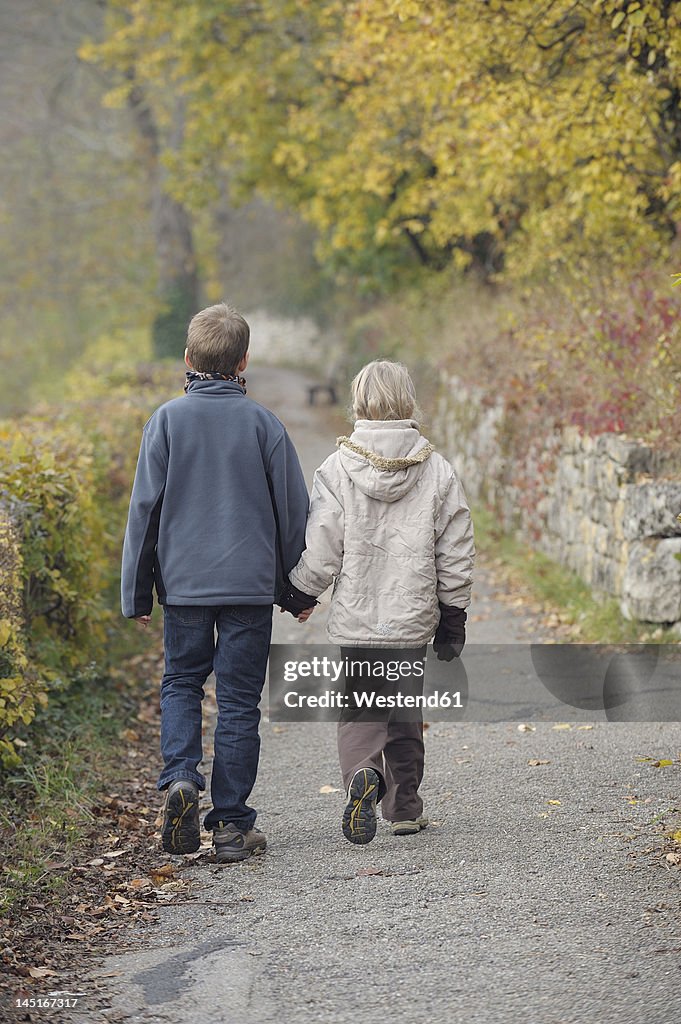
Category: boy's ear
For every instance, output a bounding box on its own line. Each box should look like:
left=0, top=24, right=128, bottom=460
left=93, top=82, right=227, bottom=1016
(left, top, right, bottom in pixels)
left=184, top=348, right=193, bottom=369
left=237, top=350, right=249, bottom=373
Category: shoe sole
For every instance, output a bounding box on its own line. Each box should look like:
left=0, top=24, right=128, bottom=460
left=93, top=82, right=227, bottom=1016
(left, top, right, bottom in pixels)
left=161, top=784, right=201, bottom=855
left=342, top=768, right=379, bottom=845
left=214, top=840, right=267, bottom=864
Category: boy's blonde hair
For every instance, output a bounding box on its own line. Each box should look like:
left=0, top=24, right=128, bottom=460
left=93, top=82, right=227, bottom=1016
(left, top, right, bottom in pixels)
left=186, top=302, right=250, bottom=375
left=351, top=359, right=421, bottom=422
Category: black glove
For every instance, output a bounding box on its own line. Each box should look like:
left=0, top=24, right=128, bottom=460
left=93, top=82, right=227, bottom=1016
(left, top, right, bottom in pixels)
left=278, top=580, right=318, bottom=617
left=433, top=603, right=467, bottom=661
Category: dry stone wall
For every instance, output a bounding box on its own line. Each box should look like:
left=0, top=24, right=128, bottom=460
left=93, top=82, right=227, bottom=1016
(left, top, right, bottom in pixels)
left=435, top=374, right=681, bottom=624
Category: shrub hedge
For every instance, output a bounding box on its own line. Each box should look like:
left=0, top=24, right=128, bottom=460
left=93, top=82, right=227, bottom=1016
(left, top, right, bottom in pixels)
left=0, top=338, right=180, bottom=767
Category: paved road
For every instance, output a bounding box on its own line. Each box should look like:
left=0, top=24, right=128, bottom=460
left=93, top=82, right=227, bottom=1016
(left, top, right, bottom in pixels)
left=86, top=366, right=681, bottom=1024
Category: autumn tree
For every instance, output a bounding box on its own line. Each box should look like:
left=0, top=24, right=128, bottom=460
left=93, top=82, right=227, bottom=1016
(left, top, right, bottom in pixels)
left=85, top=1, right=681, bottom=289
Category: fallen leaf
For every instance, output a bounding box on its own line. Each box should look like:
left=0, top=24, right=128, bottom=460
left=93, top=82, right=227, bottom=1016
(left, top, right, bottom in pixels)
left=117, top=813, right=142, bottom=830
left=28, top=967, right=58, bottom=979
left=319, top=785, right=341, bottom=794
left=357, top=866, right=385, bottom=877
left=528, top=759, right=550, bottom=766
left=547, top=800, right=562, bottom=806
left=653, top=759, right=674, bottom=768
left=150, top=864, right=176, bottom=881
left=517, top=724, right=535, bottom=732
left=665, top=852, right=681, bottom=866
left=552, top=724, right=572, bottom=731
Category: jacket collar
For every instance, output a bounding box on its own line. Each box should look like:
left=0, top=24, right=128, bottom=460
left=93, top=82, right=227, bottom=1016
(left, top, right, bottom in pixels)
left=184, top=377, right=246, bottom=396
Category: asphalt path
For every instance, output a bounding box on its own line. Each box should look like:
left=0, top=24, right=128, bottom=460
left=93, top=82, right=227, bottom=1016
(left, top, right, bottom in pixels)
left=84, top=365, right=681, bottom=1024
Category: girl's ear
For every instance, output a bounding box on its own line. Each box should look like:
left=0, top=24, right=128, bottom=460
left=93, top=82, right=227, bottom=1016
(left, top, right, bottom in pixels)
left=237, top=350, right=250, bottom=373
left=184, top=348, right=193, bottom=369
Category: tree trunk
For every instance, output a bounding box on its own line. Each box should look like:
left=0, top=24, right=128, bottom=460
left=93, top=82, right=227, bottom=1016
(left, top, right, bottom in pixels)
left=127, top=77, right=199, bottom=358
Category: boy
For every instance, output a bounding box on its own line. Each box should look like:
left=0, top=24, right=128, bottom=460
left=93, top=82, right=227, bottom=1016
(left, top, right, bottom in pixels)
left=121, top=302, right=309, bottom=863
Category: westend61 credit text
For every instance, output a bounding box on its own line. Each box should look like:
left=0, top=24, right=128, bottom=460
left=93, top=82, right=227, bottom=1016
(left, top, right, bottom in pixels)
left=283, top=689, right=463, bottom=709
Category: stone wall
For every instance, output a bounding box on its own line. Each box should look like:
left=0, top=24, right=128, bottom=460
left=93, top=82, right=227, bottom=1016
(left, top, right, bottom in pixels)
left=435, top=374, right=681, bottom=624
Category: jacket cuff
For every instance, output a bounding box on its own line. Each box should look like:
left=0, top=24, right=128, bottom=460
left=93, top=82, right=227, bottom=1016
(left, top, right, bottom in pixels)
left=278, top=581, right=318, bottom=614
left=438, top=602, right=467, bottom=629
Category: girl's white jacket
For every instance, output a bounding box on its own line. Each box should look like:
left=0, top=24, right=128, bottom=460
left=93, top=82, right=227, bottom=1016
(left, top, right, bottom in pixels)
left=288, top=419, right=475, bottom=648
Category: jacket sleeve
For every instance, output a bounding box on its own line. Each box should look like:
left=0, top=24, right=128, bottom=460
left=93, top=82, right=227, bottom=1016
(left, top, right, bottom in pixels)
left=288, top=460, right=344, bottom=598
left=434, top=471, right=475, bottom=609
left=266, top=430, right=310, bottom=583
left=120, top=425, right=168, bottom=618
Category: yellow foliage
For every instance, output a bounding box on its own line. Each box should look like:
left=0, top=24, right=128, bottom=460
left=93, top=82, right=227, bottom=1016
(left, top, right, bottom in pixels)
left=87, top=0, right=681, bottom=281
left=0, top=335, right=180, bottom=768
left=0, top=511, right=35, bottom=767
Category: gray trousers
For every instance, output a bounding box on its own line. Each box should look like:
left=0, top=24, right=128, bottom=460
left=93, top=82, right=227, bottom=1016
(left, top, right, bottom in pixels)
left=337, top=646, right=426, bottom=822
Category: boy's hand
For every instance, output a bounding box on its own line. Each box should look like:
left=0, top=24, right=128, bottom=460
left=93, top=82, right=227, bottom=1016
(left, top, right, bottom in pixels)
left=278, top=605, right=315, bottom=623
left=135, top=615, right=151, bottom=629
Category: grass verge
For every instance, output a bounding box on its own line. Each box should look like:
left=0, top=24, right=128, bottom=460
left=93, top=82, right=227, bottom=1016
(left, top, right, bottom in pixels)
left=0, top=624, right=162, bottom=916
left=472, top=504, right=678, bottom=644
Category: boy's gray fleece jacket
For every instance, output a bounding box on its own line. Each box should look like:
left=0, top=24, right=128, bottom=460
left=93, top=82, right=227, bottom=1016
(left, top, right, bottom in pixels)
left=288, top=419, right=474, bottom=648
left=121, top=378, right=309, bottom=618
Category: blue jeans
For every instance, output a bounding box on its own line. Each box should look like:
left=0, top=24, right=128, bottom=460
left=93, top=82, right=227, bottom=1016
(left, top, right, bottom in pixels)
left=158, top=603, right=273, bottom=832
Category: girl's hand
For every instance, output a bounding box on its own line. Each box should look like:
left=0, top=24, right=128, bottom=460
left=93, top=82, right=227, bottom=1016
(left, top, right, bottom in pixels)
left=297, top=607, right=315, bottom=623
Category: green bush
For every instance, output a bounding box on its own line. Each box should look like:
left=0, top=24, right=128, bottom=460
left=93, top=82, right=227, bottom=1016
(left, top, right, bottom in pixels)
left=0, top=511, right=34, bottom=767
left=0, top=334, right=182, bottom=768
left=0, top=423, right=109, bottom=766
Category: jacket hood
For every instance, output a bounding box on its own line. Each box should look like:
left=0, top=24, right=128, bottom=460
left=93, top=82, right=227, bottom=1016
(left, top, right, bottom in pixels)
left=336, top=419, right=433, bottom=502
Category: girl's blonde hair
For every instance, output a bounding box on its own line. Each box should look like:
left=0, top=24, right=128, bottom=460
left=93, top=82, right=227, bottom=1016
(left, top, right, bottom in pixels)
left=350, top=359, right=421, bottom=422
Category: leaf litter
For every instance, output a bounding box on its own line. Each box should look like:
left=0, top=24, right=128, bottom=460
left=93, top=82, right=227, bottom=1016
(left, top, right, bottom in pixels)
left=0, top=654, right=197, bottom=1002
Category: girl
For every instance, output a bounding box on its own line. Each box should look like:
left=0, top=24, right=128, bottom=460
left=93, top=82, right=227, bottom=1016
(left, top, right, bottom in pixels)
left=280, top=359, right=474, bottom=844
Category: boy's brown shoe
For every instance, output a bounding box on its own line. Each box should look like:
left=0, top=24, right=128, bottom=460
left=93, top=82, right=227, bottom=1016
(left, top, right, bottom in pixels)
left=213, top=823, right=267, bottom=863
left=390, top=816, right=429, bottom=836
